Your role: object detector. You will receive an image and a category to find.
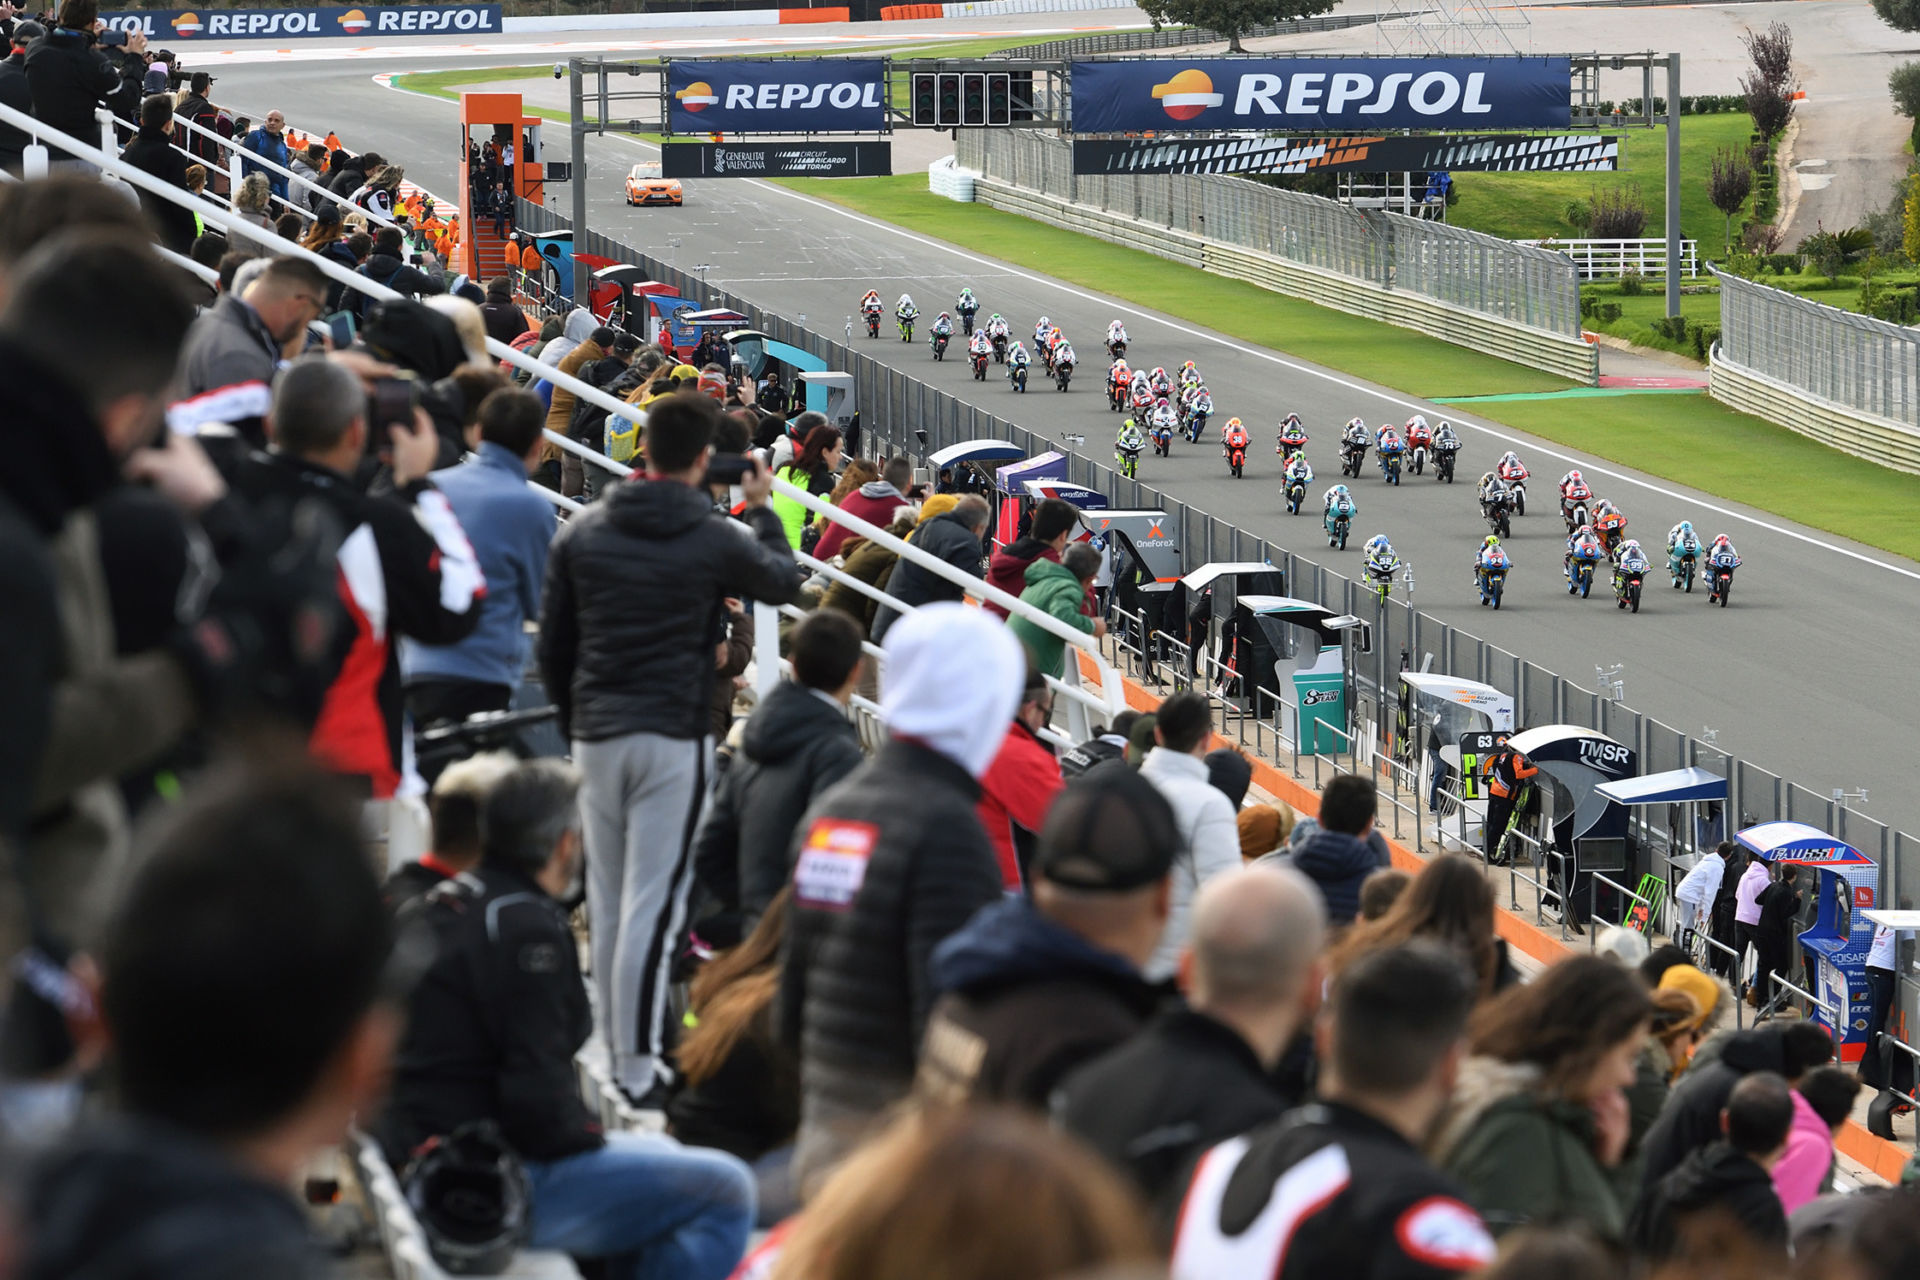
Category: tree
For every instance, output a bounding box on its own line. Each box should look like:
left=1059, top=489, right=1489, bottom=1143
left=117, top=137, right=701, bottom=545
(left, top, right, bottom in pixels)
left=1906, top=172, right=1920, bottom=264
left=1740, top=23, right=1795, bottom=90
left=1139, top=0, right=1337, bottom=53
left=1588, top=184, right=1647, bottom=239
left=1870, top=0, right=1920, bottom=32
left=1743, top=71, right=1794, bottom=142
left=1707, top=146, right=1753, bottom=252
left=1891, top=62, right=1920, bottom=120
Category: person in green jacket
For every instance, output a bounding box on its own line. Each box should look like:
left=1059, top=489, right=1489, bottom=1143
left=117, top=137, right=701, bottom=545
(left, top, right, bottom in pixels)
left=1429, top=955, right=1655, bottom=1239
left=770, top=424, right=842, bottom=550
left=1006, top=542, right=1107, bottom=678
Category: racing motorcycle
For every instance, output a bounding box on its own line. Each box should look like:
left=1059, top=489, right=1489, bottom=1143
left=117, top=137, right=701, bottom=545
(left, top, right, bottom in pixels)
left=1107, top=336, right=1127, bottom=361
left=1434, top=439, right=1459, bottom=484
left=1563, top=499, right=1590, bottom=537
left=1284, top=473, right=1308, bottom=515
left=1366, top=561, right=1397, bottom=603
left=1108, top=378, right=1127, bottom=412
left=864, top=308, right=881, bottom=339
left=1478, top=561, right=1508, bottom=610
left=1483, top=493, right=1513, bottom=541
left=1707, top=560, right=1735, bottom=607
left=1407, top=439, right=1428, bottom=477
left=1224, top=436, right=1247, bottom=479
left=1672, top=545, right=1697, bottom=593
left=991, top=331, right=1008, bottom=364
left=1340, top=439, right=1368, bottom=479
left=1614, top=563, right=1644, bottom=613
left=1055, top=359, right=1073, bottom=392
left=897, top=315, right=915, bottom=343
left=930, top=330, right=949, bottom=362
left=1567, top=555, right=1599, bottom=599
left=959, top=309, right=977, bottom=337
left=1010, top=362, right=1029, bottom=393
left=1379, top=444, right=1404, bottom=487
left=1116, top=442, right=1140, bottom=480
left=1325, top=506, right=1352, bottom=551
left=1149, top=417, right=1173, bottom=457
left=971, top=349, right=989, bottom=382
left=1507, top=477, right=1527, bottom=515
left=1184, top=401, right=1211, bottom=444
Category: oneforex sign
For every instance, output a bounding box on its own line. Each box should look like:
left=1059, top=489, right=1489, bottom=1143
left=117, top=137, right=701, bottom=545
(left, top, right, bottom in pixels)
left=666, top=60, right=886, bottom=135
left=100, top=5, right=501, bottom=40
left=1070, top=57, right=1571, bottom=134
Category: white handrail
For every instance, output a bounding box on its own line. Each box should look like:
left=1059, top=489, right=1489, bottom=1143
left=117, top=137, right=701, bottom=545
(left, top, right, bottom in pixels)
left=156, top=243, right=219, bottom=286
left=169, top=111, right=402, bottom=233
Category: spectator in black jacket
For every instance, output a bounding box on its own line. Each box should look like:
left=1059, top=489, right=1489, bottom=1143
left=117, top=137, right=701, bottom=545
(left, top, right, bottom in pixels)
left=916, top=766, right=1177, bottom=1110
left=117, top=91, right=194, bottom=253
left=778, top=601, right=1025, bottom=1188
left=174, top=70, right=223, bottom=180
left=1055, top=862, right=1329, bottom=1215
left=1290, top=772, right=1388, bottom=924
left=0, top=21, right=41, bottom=176
left=480, top=273, right=529, bottom=345
left=1629, top=1071, right=1794, bottom=1264
left=1753, top=863, right=1803, bottom=1007
left=1636, top=1020, right=1832, bottom=1193
left=348, top=225, right=441, bottom=319
left=24, top=760, right=397, bottom=1280
left=869, top=493, right=989, bottom=641
left=692, top=608, right=864, bottom=949
left=24, top=0, right=142, bottom=166
left=382, top=761, right=755, bottom=1280
left=540, top=391, right=801, bottom=1106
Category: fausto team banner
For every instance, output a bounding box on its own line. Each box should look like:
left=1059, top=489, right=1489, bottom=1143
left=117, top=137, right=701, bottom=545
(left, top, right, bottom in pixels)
left=667, top=60, right=888, bottom=135
left=101, top=5, right=501, bottom=40
left=1071, top=57, right=1572, bottom=134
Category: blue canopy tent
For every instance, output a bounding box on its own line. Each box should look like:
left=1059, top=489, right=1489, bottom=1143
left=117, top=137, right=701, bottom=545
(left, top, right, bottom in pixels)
left=1597, top=767, right=1732, bottom=913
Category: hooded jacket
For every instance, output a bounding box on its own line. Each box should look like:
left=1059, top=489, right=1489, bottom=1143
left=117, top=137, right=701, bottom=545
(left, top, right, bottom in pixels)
left=348, top=252, right=442, bottom=318
left=543, top=335, right=606, bottom=441
left=1290, top=825, right=1385, bottom=925
left=1432, top=1057, right=1632, bottom=1239
left=539, top=479, right=802, bottom=743
left=977, top=719, right=1062, bottom=890
left=176, top=90, right=225, bottom=169
left=917, top=896, right=1161, bottom=1110
left=1138, top=747, right=1241, bottom=982
left=23, top=1118, right=323, bottom=1280
left=1627, top=1141, right=1788, bottom=1263
left=23, top=27, right=124, bottom=162
left=1056, top=1007, right=1288, bottom=1212
left=870, top=510, right=984, bottom=641
left=692, top=679, right=864, bottom=936
left=1638, top=1026, right=1796, bottom=1191
left=984, top=535, right=1061, bottom=620
left=1769, top=1086, right=1836, bottom=1214
left=814, top=480, right=908, bottom=562
left=1006, top=556, right=1097, bottom=679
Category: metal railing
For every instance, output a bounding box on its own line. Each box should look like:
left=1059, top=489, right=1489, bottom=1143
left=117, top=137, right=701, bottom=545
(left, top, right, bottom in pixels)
left=1713, top=266, right=1920, bottom=430
left=1515, top=237, right=1699, bottom=281
left=953, top=129, right=1583, bottom=338
left=1757, top=968, right=1840, bottom=1032
left=1498, top=826, right=1571, bottom=942
left=989, top=11, right=1396, bottom=60
left=1874, top=1034, right=1920, bottom=1130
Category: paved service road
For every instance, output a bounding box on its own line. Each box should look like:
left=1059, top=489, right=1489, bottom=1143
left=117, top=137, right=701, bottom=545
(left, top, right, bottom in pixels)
left=212, top=35, right=1920, bottom=841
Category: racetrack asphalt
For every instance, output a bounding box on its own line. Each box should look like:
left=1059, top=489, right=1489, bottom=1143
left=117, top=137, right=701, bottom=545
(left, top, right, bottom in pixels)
left=206, top=16, right=1920, bottom=844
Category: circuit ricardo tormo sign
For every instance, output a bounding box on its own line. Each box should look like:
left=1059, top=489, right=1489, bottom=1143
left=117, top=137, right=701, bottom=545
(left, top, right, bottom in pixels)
left=667, top=60, right=887, bottom=135
left=1070, top=58, right=1572, bottom=134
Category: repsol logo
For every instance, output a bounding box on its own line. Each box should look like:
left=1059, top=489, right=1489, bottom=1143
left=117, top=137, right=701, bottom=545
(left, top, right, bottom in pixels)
left=1230, top=70, right=1497, bottom=118
left=374, top=7, right=498, bottom=32
left=718, top=82, right=884, bottom=111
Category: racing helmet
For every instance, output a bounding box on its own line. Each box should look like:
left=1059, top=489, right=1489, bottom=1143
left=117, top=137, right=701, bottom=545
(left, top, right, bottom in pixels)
left=1436, top=419, right=1454, bottom=435
left=1407, top=414, right=1428, bottom=431
left=938, top=311, right=951, bottom=320
left=1346, top=416, right=1366, bottom=433
left=1621, top=539, right=1642, bottom=554
left=1594, top=499, right=1616, bottom=518
left=1036, top=315, right=1050, bottom=328
left=1155, top=397, right=1170, bottom=410
left=898, top=293, right=913, bottom=305
left=1501, top=450, right=1520, bottom=466
left=1483, top=535, right=1500, bottom=549
left=1333, top=484, right=1350, bottom=497
left=1573, top=524, right=1595, bottom=543
left=959, top=288, right=974, bottom=299
left=1366, top=534, right=1391, bottom=556
left=1677, top=519, right=1695, bottom=538
left=1712, top=533, right=1731, bottom=549
left=1226, top=416, right=1244, bottom=431
left=1567, top=468, right=1584, bottom=484
left=403, top=1122, right=533, bottom=1276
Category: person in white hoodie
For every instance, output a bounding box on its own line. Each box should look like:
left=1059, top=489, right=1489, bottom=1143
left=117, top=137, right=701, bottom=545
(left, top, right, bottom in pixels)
left=1138, top=691, right=1241, bottom=982
left=1672, top=841, right=1729, bottom=940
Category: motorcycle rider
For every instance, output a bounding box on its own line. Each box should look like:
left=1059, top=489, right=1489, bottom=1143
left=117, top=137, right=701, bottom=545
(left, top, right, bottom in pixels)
left=1116, top=416, right=1146, bottom=469
left=986, top=312, right=1010, bottom=342
left=1478, top=471, right=1509, bottom=514
left=1404, top=414, right=1432, bottom=454
left=1106, top=319, right=1128, bottom=353
left=969, top=326, right=993, bottom=361
left=1666, top=519, right=1702, bottom=585
left=1564, top=524, right=1605, bottom=593
left=860, top=289, right=883, bottom=330
left=955, top=287, right=979, bottom=331
left=895, top=293, right=919, bottom=338
left=1613, top=539, right=1651, bottom=599
left=1276, top=414, right=1308, bottom=457
left=1283, top=453, right=1314, bottom=508
left=1054, top=340, right=1076, bottom=378
left=1221, top=416, right=1251, bottom=465
left=1149, top=396, right=1177, bottom=441
left=1707, top=534, right=1742, bottom=571
left=1474, top=536, right=1510, bottom=603
left=1108, top=358, right=1132, bottom=404
left=1432, top=419, right=1460, bottom=452
left=1404, top=413, right=1429, bottom=439
left=1323, top=483, right=1357, bottom=538
left=1185, top=386, right=1214, bottom=440
left=1340, top=417, right=1369, bottom=470
left=931, top=310, right=953, bottom=338
left=1148, top=366, right=1172, bottom=400
left=1497, top=450, right=1529, bottom=485
left=1033, top=315, right=1052, bottom=349
left=1178, top=360, right=1201, bottom=389
left=1363, top=534, right=1401, bottom=584
left=1592, top=499, right=1627, bottom=556
left=1376, top=427, right=1406, bottom=477
left=1007, top=340, right=1031, bottom=384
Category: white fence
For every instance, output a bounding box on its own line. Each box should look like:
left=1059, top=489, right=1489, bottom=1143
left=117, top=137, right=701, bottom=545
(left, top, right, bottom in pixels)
left=1516, top=237, right=1699, bottom=281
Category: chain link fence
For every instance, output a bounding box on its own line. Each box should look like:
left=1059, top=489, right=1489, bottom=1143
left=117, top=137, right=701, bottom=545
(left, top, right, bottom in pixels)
left=955, top=130, right=1581, bottom=336
left=1715, top=269, right=1920, bottom=430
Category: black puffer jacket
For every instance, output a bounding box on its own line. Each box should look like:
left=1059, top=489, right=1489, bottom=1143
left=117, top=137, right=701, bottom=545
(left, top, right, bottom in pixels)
left=870, top=510, right=985, bottom=641
left=778, top=739, right=1004, bottom=1172
left=692, top=679, right=864, bottom=942
left=24, top=28, right=131, bottom=161
left=1638, top=1026, right=1796, bottom=1191
left=119, top=124, right=196, bottom=254
left=1628, top=1141, right=1788, bottom=1263
left=539, top=480, right=801, bottom=742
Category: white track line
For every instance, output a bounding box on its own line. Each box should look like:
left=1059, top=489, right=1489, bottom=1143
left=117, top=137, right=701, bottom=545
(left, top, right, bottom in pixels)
left=377, top=72, right=1920, bottom=585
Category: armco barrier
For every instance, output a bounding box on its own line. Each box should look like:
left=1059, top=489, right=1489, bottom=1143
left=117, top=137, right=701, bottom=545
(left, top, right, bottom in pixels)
left=505, top=8, right=844, bottom=29
left=968, top=174, right=1598, bottom=384
left=1708, top=348, right=1920, bottom=475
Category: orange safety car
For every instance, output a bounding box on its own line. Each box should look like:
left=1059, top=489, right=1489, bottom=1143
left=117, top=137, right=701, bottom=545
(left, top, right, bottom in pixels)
left=625, top=162, right=683, bottom=207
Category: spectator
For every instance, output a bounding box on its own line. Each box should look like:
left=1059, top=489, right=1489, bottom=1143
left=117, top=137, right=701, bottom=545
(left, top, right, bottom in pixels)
left=1707, top=842, right=1746, bottom=979
left=480, top=274, right=528, bottom=345
left=289, top=140, right=325, bottom=209
left=172, top=255, right=324, bottom=445
left=1287, top=772, right=1387, bottom=926
left=1057, top=709, right=1141, bottom=779
left=23, top=759, right=396, bottom=1279
left=1733, top=849, right=1769, bottom=981
left=1833, top=1183, right=1920, bottom=1280
left=1628, top=1071, right=1793, bottom=1263
left=546, top=322, right=615, bottom=497
left=400, top=388, right=555, bottom=727
left=1359, top=865, right=1412, bottom=920
left=0, top=21, right=42, bottom=177
left=231, top=172, right=273, bottom=234
left=817, top=510, right=917, bottom=639
left=691, top=608, right=864, bottom=948
left=326, top=147, right=373, bottom=203
left=768, top=1108, right=1154, bottom=1280
left=1474, top=1229, right=1621, bottom=1280
left=1636, top=1019, right=1832, bottom=1194
left=821, top=455, right=877, bottom=510
left=1169, top=941, right=1496, bottom=1279
left=175, top=70, right=222, bottom=178
left=540, top=391, right=801, bottom=1104
left=273, top=211, right=302, bottom=242
left=1057, top=863, right=1327, bottom=1213
left=670, top=887, right=801, bottom=1225
left=1236, top=801, right=1291, bottom=859
left=1132, top=690, right=1239, bottom=981
left=487, top=178, right=512, bottom=237
left=1007, top=541, right=1106, bottom=680
left=918, top=766, right=1175, bottom=1108
left=771, top=423, right=842, bottom=550
left=237, top=107, right=288, bottom=201
left=813, top=454, right=911, bottom=562
left=757, top=368, right=789, bottom=416
left=1752, top=863, right=1803, bottom=1007
left=297, top=204, right=357, bottom=305
left=348, top=224, right=441, bottom=319
left=140, top=47, right=168, bottom=95
left=381, top=760, right=755, bottom=1279
left=117, top=91, right=195, bottom=254
left=767, top=408, right=822, bottom=473
left=351, top=162, right=404, bottom=221
left=1336, top=855, right=1514, bottom=998
left=1672, top=841, right=1730, bottom=944
left=1432, top=955, right=1657, bottom=1238
left=975, top=665, right=1064, bottom=891
left=381, top=749, right=514, bottom=915
left=25, top=0, right=144, bottom=169
left=984, top=497, right=1081, bottom=619
left=237, top=355, right=483, bottom=801
left=778, top=602, right=1023, bottom=1186
left=1621, top=963, right=1730, bottom=1189
left=869, top=493, right=989, bottom=641
left=1771, top=1065, right=1860, bottom=1213
left=1205, top=746, right=1253, bottom=808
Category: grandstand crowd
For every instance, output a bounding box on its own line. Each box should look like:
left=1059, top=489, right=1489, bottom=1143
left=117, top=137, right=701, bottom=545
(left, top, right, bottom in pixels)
left=1, top=7, right=1919, bottom=1280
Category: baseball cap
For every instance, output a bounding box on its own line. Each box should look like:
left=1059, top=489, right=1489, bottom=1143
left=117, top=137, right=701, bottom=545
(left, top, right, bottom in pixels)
left=1033, top=768, right=1181, bottom=893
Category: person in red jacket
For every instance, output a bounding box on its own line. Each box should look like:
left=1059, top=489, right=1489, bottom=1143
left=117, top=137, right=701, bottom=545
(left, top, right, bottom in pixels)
left=978, top=667, right=1065, bottom=890
left=814, top=454, right=912, bottom=562
left=985, top=497, right=1083, bottom=621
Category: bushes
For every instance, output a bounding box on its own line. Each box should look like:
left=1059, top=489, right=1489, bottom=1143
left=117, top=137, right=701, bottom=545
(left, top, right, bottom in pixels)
left=1592, top=95, right=1745, bottom=117
left=1689, top=321, right=1721, bottom=359
left=1619, top=267, right=1645, bottom=296
left=1594, top=302, right=1622, bottom=323
left=1588, top=184, right=1649, bottom=239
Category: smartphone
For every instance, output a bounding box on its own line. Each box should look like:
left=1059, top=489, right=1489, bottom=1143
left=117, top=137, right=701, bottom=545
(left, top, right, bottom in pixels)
left=702, top=455, right=754, bottom=486
left=324, top=310, right=357, bottom=350
left=98, top=26, right=127, bottom=47
left=369, top=376, right=420, bottom=432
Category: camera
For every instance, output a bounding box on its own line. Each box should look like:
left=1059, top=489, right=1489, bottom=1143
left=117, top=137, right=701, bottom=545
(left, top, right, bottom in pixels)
left=553, top=63, right=566, bottom=80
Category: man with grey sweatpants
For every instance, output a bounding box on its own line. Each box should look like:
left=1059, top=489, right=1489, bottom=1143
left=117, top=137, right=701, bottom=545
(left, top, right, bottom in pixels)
left=540, top=392, right=802, bottom=1104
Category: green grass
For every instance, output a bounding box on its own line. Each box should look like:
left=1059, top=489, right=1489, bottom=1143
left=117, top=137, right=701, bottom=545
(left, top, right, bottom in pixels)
left=774, top=174, right=1571, bottom=398
left=1450, top=112, right=1759, bottom=262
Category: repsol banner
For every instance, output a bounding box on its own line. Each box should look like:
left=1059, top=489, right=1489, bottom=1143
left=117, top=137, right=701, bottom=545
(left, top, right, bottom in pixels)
left=1072, top=132, right=1617, bottom=175
left=100, top=5, right=502, bottom=41
left=661, top=142, right=892, bottom=178
left=1070, top=57, right=1571, bottom=134
left=666, top=59, right=886, bottom=135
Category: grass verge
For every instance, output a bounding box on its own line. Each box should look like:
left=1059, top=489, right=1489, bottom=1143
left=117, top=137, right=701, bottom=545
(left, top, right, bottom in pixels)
left=780, top=174, right=1920, bottom=559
